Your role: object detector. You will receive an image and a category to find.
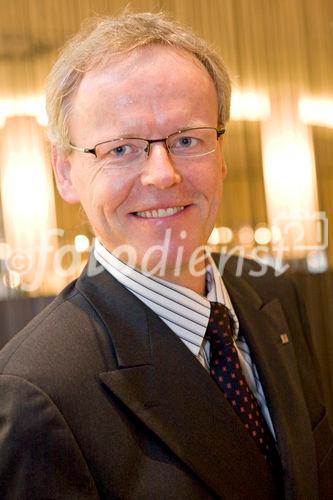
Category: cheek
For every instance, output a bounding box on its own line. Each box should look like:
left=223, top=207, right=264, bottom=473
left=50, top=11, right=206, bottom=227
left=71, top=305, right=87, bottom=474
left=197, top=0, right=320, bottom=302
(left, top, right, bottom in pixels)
left=213, top=168, right=224, bottom=201
left=202, top=173, right=223, bottom=234
left=203, top=164, right=224, bottom=209
left=72, top=165, right=133, bottom=212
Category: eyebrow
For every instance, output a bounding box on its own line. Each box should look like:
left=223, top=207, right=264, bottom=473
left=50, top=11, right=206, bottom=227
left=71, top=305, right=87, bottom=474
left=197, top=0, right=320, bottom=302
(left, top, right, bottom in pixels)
left=97, top=123, right=213, bottom=140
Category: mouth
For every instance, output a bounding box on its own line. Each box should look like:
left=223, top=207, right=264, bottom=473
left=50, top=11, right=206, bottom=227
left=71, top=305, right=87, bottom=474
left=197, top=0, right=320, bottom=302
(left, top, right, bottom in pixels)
left=133, top=206, right=186, bottom=218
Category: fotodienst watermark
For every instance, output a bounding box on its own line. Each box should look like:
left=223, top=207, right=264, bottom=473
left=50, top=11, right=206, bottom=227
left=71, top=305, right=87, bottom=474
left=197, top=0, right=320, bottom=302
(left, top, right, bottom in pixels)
left=0, top=211, right=329, bottom=292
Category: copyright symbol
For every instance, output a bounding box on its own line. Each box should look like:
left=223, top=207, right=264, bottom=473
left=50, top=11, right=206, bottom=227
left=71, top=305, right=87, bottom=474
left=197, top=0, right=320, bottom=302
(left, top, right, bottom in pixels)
left=7, top=250, right=33, bottom=275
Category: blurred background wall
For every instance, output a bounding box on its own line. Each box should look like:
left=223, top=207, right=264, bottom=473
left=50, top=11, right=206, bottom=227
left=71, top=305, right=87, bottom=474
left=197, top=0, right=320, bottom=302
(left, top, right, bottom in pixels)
left=0, top=0, right=332, bottom=420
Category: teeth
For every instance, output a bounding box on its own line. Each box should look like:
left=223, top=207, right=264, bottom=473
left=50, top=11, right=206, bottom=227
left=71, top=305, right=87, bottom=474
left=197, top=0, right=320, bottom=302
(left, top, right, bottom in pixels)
left=135, top=206, right=185, bottom=218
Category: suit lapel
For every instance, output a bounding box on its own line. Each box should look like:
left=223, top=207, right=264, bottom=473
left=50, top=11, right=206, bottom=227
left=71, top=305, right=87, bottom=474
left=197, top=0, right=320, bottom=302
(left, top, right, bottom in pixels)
left=223, top=269, right=318, bottom=499
left=77, top=262, right=280, bottom=499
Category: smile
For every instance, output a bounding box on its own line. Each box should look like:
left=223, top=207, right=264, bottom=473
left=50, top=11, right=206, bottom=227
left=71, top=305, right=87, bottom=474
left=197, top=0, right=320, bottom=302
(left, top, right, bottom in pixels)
left=134, top=206, right=185, bottom=218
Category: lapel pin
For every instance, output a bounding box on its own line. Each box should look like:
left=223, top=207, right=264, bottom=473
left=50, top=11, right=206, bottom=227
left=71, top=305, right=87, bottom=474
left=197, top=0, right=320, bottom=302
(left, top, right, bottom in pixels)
left=280, top=333, right=289, bottom=344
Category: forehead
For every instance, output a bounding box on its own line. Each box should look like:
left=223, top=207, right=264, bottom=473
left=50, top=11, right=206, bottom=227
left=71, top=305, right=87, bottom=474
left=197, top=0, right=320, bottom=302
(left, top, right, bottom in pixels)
left=80, top=45, right=215, bottom=96
left=70, top=45, right=218, bottom=141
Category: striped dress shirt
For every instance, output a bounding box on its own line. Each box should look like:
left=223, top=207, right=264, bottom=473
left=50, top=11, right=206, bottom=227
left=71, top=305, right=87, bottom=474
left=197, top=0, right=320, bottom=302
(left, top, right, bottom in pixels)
left=94, top=238, right=275, bottom=437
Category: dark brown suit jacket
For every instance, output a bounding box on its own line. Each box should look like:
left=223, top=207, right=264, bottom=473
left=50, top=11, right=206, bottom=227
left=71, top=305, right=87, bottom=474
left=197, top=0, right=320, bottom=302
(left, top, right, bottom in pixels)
left=0, top=256, right=332, bottom=499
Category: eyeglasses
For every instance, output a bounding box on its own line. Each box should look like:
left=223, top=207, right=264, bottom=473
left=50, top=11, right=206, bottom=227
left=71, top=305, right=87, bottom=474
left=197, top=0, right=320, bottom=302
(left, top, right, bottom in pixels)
left=69, top=127, right=225, bottom=168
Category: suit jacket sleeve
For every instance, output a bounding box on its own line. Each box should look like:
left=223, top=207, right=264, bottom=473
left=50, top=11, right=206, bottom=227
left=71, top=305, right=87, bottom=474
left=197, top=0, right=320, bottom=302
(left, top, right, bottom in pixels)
left=0, top=374, right=99, bottom=499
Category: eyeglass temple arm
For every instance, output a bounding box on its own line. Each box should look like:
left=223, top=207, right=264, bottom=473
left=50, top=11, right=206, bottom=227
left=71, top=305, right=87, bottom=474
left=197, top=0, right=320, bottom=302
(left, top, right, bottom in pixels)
left=69, top=144, right=97, bottom=156
left=217, top=129, right=226, bottom=139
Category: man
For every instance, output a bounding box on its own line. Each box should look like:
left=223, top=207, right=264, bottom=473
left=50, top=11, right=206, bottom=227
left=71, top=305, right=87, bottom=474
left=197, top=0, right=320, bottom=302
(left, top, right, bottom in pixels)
left=0, top=12, right=332, bottom=499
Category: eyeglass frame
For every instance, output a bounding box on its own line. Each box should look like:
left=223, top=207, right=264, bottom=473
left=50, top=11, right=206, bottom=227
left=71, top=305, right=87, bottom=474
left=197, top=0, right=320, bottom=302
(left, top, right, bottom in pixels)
left=69, top=126, right=226, bottom=159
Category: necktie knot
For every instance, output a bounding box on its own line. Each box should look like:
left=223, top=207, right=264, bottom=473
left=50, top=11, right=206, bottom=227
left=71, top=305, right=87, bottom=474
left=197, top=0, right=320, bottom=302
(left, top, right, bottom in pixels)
left=205, top=302, right=234, bottom=348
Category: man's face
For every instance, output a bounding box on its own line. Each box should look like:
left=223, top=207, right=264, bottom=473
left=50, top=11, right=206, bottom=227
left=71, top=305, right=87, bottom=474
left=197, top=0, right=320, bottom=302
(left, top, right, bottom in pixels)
left=54, top=45, right=227, bottom=279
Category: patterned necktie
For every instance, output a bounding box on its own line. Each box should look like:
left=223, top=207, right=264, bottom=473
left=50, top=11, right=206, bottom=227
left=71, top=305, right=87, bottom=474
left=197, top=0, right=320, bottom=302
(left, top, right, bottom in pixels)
left=205, top=302, right=281, bottom=469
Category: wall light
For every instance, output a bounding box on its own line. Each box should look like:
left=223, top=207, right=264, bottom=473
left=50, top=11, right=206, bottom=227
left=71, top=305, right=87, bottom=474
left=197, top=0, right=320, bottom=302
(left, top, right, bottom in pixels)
left=0, top=242, right=11, bottom=260
left=0, top=116, right=58, bottom=293
left=270, top=226, right=282, bottom=245
left=299, top=97, right=333, bottom=128
left=238, top=226, right=254, bottom=246
left=3, top=269, right=21, bottom=289
left=261, top=114, right=319, bottom=257
left=231, top=91, right=271, bottom=121
left=208, top=226, right=233, bottom=245
left=254, top=226, right=272, bottom=245
left=74, top=234, right=90, bottom=253
left=208, top=228, right=220, bottom=246
left=0, top=95, right=48, bottom=128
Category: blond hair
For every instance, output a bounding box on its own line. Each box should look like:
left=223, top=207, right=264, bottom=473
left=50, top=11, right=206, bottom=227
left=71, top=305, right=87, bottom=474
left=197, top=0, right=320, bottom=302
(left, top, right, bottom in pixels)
left=46, top=11, right=231, bottom=152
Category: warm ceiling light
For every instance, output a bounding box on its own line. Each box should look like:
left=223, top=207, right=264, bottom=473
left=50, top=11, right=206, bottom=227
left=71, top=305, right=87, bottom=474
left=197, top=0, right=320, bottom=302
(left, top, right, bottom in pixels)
left=0, top=95, right=48, bottom=127
left=270, top=226, right=282, bottom=245
left=219, top=227, right=233, bottom=244
left=231, top=91, right=271, bottom=121
left=74, top=234, right=90, bottom=253
left=298, top=98, right=333, bottom=128
left=3, top=270, right=21, bottom=289
left=208, top=227, right=221, bottom=245
left=261, top=116, right=319, bottom=257
left=238, top=226, right=254, bottom=245
left=254, top=226, right=272, bottom=245
left=0, top=242, right=11, bottom=260
left=0, top=116, right=57, bottom=293
left=306, top=251, right=328, bottom=273
left=208, top=227, right=233, bottom=245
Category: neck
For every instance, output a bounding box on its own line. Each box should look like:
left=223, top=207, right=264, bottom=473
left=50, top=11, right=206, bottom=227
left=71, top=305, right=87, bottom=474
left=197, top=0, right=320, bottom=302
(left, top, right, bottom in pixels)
left=161, top=269, right=207, bottom=296
left=97, top=238, right=208, bottom=296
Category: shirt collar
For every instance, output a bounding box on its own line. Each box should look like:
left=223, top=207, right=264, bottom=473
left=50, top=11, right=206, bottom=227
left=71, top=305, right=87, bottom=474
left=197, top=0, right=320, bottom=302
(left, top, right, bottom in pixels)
left=94, top=239, right=239, bottom=356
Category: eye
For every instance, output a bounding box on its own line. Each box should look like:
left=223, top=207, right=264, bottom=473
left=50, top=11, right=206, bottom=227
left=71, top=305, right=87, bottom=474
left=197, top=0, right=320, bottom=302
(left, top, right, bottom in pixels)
left=96, top=139, right=144, bottom=161
left=109, top=143, right=137, bottom=157
left=170, top=133, right=203, bottom=156
left=174, top=136, right=198, bottom=149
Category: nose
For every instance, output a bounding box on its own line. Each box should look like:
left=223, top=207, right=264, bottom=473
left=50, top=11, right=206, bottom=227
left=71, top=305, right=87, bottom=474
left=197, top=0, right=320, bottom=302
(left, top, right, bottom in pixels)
left=140, top=143, right=182, bottom=189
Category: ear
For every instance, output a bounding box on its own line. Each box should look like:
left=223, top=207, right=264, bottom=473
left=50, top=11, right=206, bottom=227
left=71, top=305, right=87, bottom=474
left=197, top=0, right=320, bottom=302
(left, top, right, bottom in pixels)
left=221, top=156, right=228, bottom=180
left=217, top=136, right=228, bottom=180
left=51, top=145, right=80, bottom=204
